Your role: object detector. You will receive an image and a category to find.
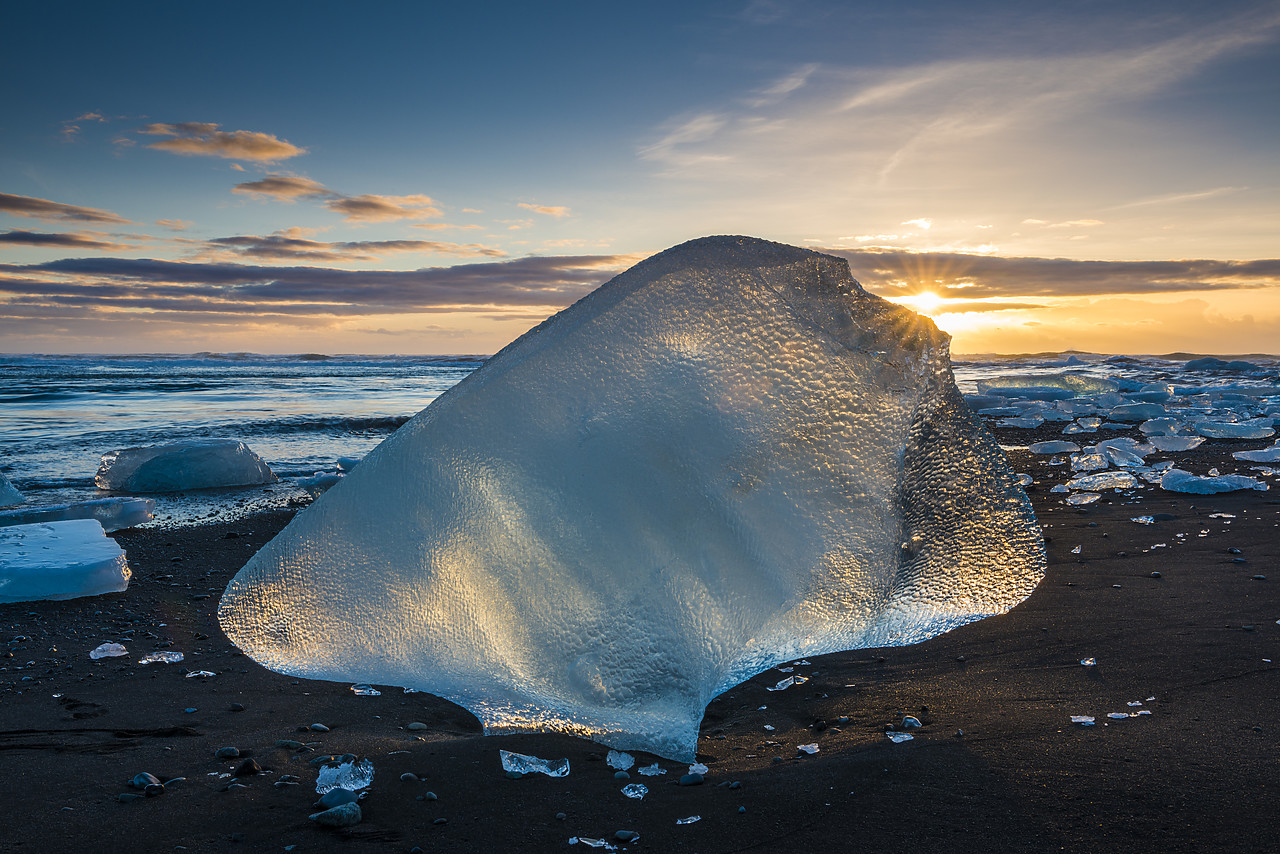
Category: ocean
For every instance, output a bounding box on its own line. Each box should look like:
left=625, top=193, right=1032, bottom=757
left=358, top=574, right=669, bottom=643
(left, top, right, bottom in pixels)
left=1, top=351, right=1277, bottom=526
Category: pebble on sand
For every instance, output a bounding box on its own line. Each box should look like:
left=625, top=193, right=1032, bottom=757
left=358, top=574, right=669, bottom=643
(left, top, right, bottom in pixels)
left=310, top=802, right=362, bottom=827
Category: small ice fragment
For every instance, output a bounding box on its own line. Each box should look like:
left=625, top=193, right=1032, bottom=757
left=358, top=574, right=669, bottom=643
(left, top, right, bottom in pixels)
left=1136, top=710, right=1152, bottom=715
left=756, top=705, right=767, bottom=710
left=1015, top=474, right=1033, bottom=487
left=1130, top=516, right=1155, bottom=525
left=90, top=642, right=128, bottom=659
left=637, top=763, right=666, bottom=776
left=620, top=783, right=648, bottom=799
left=1050, top=484, right=1070, bottom=494
left=315, top=758, right=375, bottom=793
left=1071, top=546, right=1082, bottom=554
left=138, top=651, right=184, bottom=665
left=1106, top=712, right=1128, bottom=719
left=606, top=750, right=635, bottom=771
left=793, top=659, right=811, bottom=665
left=570, top=839, right=617, bottom=850
left=1080, top=657, right=1096, bottom=666
left=776, top=666, right=794, bottom=672
left=797, top=743, right=819, bottom=754
left=688, top=762, right=709, bottom=775
left=499, top=750, right=569, bottom=778
left=763, top=724, right=775, bottom=731
left=886, top=732, right=914, bottom=743
left=1070, top=716, right=1095, bottom=726
left=350, top=684, right=381, bottom=696
left=767, top=675, right=808, bottom=691
left=1066, top=492, right=1101, bottom=505
left=1127, top=701, right=1143, bottom=707
left=676, top=815, right=702, bottom=825
left=1067, top=471, right=1139, bottom=490
left=1029, top=441, right=1080, bottom=454
left=185, top=670, right=216, bottom=678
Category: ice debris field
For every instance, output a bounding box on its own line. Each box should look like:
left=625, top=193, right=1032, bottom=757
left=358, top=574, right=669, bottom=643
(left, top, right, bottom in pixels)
left=220, top=236, right=1046, bottom=761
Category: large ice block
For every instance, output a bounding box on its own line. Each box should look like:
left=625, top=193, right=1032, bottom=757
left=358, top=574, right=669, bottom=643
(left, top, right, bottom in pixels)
left=220, top=236, right=1044, bottom=761
left=0, top=472, right=22, bottom=508
left=0, top=497, right=155, bottom=532
left=0, top=519, right=131, bottom=603
left=96, top=438, right=277, bottom=493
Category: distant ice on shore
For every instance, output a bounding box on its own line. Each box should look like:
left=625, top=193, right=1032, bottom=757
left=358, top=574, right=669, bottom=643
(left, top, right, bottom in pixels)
left=220, top=236, right=1044, bottom=761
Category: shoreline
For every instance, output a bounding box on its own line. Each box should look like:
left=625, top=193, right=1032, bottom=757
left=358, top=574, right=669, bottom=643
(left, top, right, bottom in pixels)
left=1, top=447, right=1277, bottom=852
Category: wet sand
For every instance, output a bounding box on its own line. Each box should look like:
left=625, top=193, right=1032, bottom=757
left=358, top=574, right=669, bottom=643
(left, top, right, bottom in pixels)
left=1, top=443, right=1277, bottom=853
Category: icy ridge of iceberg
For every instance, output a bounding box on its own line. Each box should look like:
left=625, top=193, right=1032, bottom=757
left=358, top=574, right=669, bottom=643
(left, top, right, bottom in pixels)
left=219, top=236, right=1045, bottom=761
left=97, top=438, right=277, bottom=493
left=0, top=519, right=130, bottom=603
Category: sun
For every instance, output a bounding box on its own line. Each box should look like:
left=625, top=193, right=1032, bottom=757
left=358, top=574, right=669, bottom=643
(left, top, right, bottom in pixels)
left=910, top=291, right=945, bottom=316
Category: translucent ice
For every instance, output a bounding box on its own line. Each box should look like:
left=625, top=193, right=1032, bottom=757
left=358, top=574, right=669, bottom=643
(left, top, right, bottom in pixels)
left=315, top=758, right=375, bottom=793
left=0, top=497, right=155, bottom=533
left=500, top=750, right=569, bottom=778
left=620, top=783, right=648, bottom=799
left=1194, top=422, right=1275, bottom=440
left=97, top=438, right=277, bottom=493
left=1148, top=435, right=1205, bottom=452
left=0, top=472, right=23, bottom=508
left=220, top=236, right=1044, bottom=761
left=1066, top=471, right=1138, bottom=491
left=1160, top=469, right=1267, bottom=494
left=90, top=642, right=128, bottom=659
left=1029, top=441, right=1080, bottom=455
left=1233, top=442, right=1280, bottom=463
left=606, top=750, right=635, bottom=771
left=138, top=651, right=184, bottom=664
left=1065, top=492, right=1101, bottom=506
left=0, top=520, right=130, bottom=604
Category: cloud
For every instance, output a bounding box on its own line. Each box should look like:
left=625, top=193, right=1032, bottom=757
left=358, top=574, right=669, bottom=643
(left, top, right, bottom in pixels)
left=232, top=176, right=332, bottom=200
left=902, top=219, right=932, bottom=230
left=823, top=247, right=1280, bottom=299
left=1044, top=219, right=1104, bottom=228
left=0, top=192, right=131, bottom=224
left=201, top=233, right=505, bottom=262
left=1, top=254, right=641, bottom=323
left=325, top=194, right=442, bottom=222
left=156, top=219, right=192, bottom=231
left=517, top=202, right=572, bottom=218
left=1107, top=186, right=1247, bottom=209
left=0, top=230, right=130, bottom=251
left=140, top=122, right=306, bottom=162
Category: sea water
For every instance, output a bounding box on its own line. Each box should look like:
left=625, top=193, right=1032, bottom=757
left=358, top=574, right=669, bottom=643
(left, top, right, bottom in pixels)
left=1, top=350, right=1276, bottom=526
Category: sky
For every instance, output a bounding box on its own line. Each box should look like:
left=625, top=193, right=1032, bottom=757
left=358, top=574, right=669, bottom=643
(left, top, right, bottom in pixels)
left=2, top=0, right=1278, bottom=356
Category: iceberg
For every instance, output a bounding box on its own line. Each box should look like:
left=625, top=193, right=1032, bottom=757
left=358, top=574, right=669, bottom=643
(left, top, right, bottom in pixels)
left=96, top=438, right=277, bottom=493
left=0, top=497, right=155, bottom=532
left=219, top=236, right=1044, bottom=761
left=0, top=472, right=22, bottom=508
left=0, top=519, right=130, bottom=603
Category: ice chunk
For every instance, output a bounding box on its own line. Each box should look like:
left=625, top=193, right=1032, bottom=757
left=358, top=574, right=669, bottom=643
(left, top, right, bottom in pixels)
left=1065, top=492, right=1101, bottom=506
left=220, top=236, right=1045, bottom=762
left=1095, top=438, right=1153, bottom=467
left=1160, top=469, right=1268, bottom=494
left=620, top=783, right=648, bottom=799
left=886, top=732, right=914, bottom=743
left=0, top=472, right=23, bottom=508
left=96, top=438, right=277, bottom=493
left=0, top=520, right=131, bottom=604
left=1029, top=441, right=1080, bottom=455
left=977, top=373, right=1117, bottom=396
left=606, top=750, right=635, bottom=771
left=500, top=750, right=569, bottom=778
left=999, top=414, right=1045, bottom=429
left=297, top=472, right=344, bottom=494
left=1148, top=435, right=1205, bottom=452
left=315, top=758, right=375, bottom=793
left=138, top=651, right=184, bottom=664
left=1184, top=357, right=1260, bottom=372
left=90, top=642, right=128, bottom=659
left=797, top=743, right=820, bottom=754
left=0, top=497, right=155, bottom=532
left=676, top=815, right=701, bottom=825
left=1233, top=442, right=1280, bottom=463
left=1194, top=422, right=1275, bottom=440
left=1066, top=471, right=1138, bottom=491
left=1108, top=403, right=1166, bottom=422
left=1070, top=451, right=1109, bottom=472
left=1070, top=715, right=1095, bottom=726
left=336, top=456, right=364, bottom=472
left=637, top=763, right=666, bottom=776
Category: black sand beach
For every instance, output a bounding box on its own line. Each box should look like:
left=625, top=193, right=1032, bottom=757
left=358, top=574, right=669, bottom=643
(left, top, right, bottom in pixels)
left=1, top=442, right=1277, bottom=853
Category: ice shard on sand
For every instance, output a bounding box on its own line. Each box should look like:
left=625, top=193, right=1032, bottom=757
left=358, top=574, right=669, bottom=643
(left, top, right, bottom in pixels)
left=220, top=236, right=1044, bottom=760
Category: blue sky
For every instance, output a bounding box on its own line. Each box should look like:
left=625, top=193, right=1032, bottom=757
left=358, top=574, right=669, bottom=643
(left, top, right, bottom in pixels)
left=2, top=0, right=1278, bottom=354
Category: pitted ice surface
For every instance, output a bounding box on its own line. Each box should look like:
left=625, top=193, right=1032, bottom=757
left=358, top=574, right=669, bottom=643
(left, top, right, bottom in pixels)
left=219, top=236, right=1044, bottom=760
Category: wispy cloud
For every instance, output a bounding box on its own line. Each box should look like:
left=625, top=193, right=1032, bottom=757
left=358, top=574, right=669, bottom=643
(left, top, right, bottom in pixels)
left=156, top=219, right=192, bottom=231
left=0, top=192, right=132, bottom=224
left=517, top=202, right=572, bottom=218
left=1107, top=186, right=1247, bottom=209
left=140, top=122, right=306, bottom=162
left=825, top=247, right=1280, bottom=300
left=0, top=229, right=131, bottom=251
left=232, top=175, right=457, bottom=224
left=200, top=232, right=504, bottom=262
left=232, top=176, right=331, bottom=200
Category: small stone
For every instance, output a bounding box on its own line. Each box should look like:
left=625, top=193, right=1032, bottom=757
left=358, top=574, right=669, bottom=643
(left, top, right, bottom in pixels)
left=274, top=740, right=305, bottom=750
left=309, top=723, right=330, bottom=732
left=229, top=703, right=245, bottom=712
left=678, top=773, right=704, bottom=786
left=118, top=793, right=145, bottom=803
left=1243, top=625, right=1255, bottom=632
left=129, top=772, right=161, bottom=790
left=407, top=722, right=429, bottom=731
left=738, top=806, right=746, bottom=814
left=901, top=715, right=922, bottom=729
left=615, top=830, right=640, bottom=842
left=613, top=770, right=630, bottom=780
left=310, top=802, right=362, bottom=828
left=215, top=747, right=240, bottom=759
left=183, top=708, right=197, bottom=714
left=1227, top=547, right=1242, bottom=554
left=433, top=818, right=447, bottom=825
left=555, top=812, right=566, bottom=821
left=1151, top=571, right=1161, bottom=578
left=234, top=759, right=262, bottom=777
left=423, top=791, right=437, bottom=801
left=400, top=772, right=420, bottom=782
left=316, top=788, right=359, bottom=809
left=1252, top=575, right=1267, bottom=581
left=144, top=783, right=165, bottom=797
